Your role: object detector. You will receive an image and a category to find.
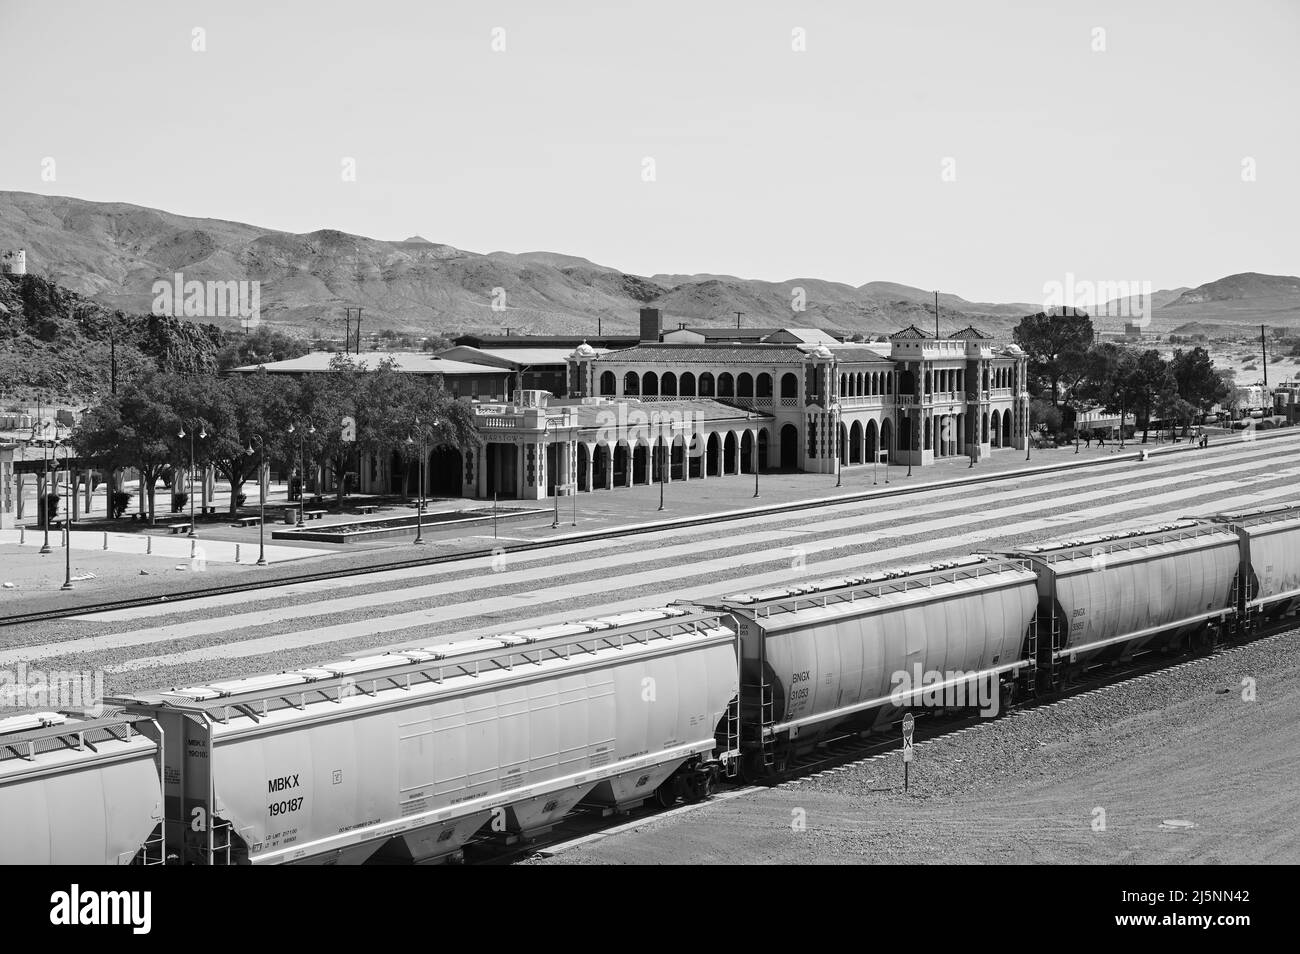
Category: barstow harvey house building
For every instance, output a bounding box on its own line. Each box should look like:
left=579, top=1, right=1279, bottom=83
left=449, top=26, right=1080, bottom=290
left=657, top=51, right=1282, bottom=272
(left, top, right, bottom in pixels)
left=235, top=308, right=1029, bottom=502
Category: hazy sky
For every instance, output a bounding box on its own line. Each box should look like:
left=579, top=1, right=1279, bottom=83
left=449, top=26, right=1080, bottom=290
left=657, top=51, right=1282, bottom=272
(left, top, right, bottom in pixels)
left=2, top=0, right=1297, bottom=302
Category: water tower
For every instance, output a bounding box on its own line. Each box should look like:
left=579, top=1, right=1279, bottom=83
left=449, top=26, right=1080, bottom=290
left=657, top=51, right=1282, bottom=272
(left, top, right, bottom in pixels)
left=0, top=249, right=27, bottom=276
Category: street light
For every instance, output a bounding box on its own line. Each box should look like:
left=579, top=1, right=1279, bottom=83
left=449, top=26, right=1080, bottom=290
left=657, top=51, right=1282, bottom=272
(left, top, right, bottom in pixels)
left=245, top=436, right=267, bottom=566
left=178, top=422, right=207, bottom=538
left=407, top=416, right=440, bottom=545
left=60, top=438, right=73, bottom=591
left=542, top=417, right=561, bottom=528
left=38, top=418, right=52, bottom=554
left=835, top=413, right=843, bottom=489
left=288, top=422, right=316, bottom=527
left=658, top=426, right=667, bottom=512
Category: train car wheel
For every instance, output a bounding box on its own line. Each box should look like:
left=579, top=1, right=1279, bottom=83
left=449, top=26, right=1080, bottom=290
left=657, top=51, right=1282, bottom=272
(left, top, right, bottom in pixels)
left=653, top=781, right=678, bottom=809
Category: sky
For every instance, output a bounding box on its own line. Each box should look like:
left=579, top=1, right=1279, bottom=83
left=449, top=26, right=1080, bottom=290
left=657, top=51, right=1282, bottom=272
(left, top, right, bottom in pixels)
left=1, top=0, right=1297, bottom=303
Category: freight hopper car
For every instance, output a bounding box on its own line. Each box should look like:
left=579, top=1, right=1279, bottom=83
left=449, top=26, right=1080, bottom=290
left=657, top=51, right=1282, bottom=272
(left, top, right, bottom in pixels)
left=1001, top=520, right=1240, bottom=691
left=108, top=607, right=739, bottom=865
left=1206, top=504, right=1300, bottom=632
left=0, top=710, right=164, bottom=865
left=683, top=556, right=1039, bottom=777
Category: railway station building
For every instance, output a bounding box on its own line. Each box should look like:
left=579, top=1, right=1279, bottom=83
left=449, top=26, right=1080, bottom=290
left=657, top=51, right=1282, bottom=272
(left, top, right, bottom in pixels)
left=237, top=309, right=1029, bottom=502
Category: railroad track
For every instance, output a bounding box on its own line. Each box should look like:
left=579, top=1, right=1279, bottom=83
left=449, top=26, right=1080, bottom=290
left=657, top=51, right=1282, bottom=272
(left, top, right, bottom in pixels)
left=1, top=436, right=1278, bottom=628
left=465, top=621, right=1297, bottom=865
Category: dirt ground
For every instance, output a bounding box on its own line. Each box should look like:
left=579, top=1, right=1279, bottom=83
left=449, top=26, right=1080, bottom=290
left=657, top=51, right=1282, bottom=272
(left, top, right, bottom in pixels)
left=535, top=626, right=1300, bottom=865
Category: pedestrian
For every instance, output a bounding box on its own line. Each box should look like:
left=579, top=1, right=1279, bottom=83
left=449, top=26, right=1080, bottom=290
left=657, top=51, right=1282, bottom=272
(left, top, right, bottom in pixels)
left=1084, top=432, right=1091, bottom=448
left=1097, top=433, right=1106, bottom=449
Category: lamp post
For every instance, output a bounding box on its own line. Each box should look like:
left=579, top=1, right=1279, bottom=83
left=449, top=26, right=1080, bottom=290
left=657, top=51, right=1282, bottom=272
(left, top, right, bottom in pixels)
left=288, top=422, right=315, bottom=527
left=405, top=432, right=427, bottom=545
left=178, top=422, right=207, bottom=538
left=835, top=413, right=843, bottom=489
left=38, top=417, right=52, bottom=554
left=407, top=416, right=440, bottom=545
left=542, top=417, right=561, bottom=528
left=60, top=438, right=73, bottom=591
left=245, top=436, right=267, bottom=566
left=657, top=426, right=667, bottom=512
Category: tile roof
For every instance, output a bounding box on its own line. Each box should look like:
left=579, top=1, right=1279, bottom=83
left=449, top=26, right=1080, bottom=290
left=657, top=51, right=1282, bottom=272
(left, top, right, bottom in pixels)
left=889, top=325, right=935, bottom=340
left=950, top=325, right=993, bottom=340
left=232, top=351, right=511, bottom=376
left=827, top=345, right=894, bottom=363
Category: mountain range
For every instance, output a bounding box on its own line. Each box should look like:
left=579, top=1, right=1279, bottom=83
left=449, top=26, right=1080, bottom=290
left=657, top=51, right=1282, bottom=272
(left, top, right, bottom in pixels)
left=2, top=190, right=1297, bottom=341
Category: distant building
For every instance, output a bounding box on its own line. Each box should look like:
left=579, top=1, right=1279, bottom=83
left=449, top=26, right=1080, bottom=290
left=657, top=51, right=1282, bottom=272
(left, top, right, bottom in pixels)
left=0, top=249, right=26, bottom=276
left=241, top=309, right=1027, bottom=501
left=230, top=351, right=514, bottom=401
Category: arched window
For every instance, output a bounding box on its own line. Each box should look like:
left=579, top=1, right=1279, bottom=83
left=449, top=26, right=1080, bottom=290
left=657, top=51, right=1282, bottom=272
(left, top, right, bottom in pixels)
left=624, top=371, right=640, bottom=396
left=780, top=372, right=798, bottom=399
left=642, top=372, right=658, bottom=397
left=599, top=371, right=616, bottom=396
left=661, top=372, right=677, bottom=397
left=699, top=372, right=715, bottom=397
left=680, top=372, right=696, bottom=397
left=739, top=373, right=754, bottom=398
left=757, top=373, right=773, bottom=398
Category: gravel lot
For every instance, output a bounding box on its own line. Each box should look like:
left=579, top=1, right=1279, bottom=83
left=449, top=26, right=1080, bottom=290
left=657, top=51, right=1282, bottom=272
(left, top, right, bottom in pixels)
left=534, top=626, right=1300, bottom=864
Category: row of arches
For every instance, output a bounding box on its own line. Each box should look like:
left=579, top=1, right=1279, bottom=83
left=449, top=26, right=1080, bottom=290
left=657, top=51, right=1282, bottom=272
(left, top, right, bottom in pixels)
left=835, top=418, right=895, bottom=465
left=574, top=424, right=809, bottom=490
left=838, top=370, right=895, bottom=398
left=599, top=370, right=799, bottom=401
left=991, top=366, right=1015, bottom=389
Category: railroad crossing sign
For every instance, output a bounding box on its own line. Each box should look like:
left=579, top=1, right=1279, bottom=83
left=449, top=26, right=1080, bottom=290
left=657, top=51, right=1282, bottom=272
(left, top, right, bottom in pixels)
left=901, top=713, right=915, bottom=792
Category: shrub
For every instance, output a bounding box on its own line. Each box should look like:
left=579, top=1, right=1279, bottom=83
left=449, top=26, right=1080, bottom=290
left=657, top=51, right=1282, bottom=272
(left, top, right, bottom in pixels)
left=171, top=491, right=189, bottom=512
left=235, top=492, right=247, bottom=507
left=43, top=493, right=60, bottom=523
left=111, top=490, right=133, bottom=518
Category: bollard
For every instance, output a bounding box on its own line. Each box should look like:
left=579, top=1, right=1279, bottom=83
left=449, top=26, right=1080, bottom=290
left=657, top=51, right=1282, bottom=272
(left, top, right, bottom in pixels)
left=19, top=527, right=24, bottom=544
left=190, top=538, right=196, bottom=559
left=146, top=536, right=152, bottom=555
left=236, top=544, right=241, bottom=564
left=103, top=532, right=109, bottom=551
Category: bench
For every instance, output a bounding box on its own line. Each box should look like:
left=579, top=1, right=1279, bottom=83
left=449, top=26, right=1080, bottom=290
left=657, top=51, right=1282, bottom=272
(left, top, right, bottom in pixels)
left=355, top=505, right=378, bottom=515
left=169, top=523, right=192, bottom=535
left=234, top=516, right=261, bottom=528
left=303, top=510, right=327, bottom=521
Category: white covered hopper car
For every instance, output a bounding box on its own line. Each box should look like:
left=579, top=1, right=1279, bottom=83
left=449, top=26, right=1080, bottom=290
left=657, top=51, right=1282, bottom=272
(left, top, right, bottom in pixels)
left=1001, top=521, right=1240, bottom=688
left=108, top=607, right=739, bottom=864
left=683, top=556, right=1040, bottom=776
left=0, top=710, right=164, bottom=865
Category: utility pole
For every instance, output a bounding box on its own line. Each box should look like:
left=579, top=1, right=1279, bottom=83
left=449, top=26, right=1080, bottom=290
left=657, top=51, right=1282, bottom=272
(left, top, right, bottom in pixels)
left=598, top=316, right=602, bottom=336
left=735, top=311, right=744, bottom=329
left=934, top=291, right=940, bottom=339
left=1262, top=324, right=1268, bottom=387
left=344, top=309, right=353, bottom=355
left=355, top=307, right=363, bottom=353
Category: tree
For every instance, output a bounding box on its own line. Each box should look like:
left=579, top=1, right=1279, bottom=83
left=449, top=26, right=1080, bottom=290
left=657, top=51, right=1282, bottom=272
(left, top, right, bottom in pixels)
left=1170, top=347, right=1229, bottom=422
left=1029, top=398, right=1062, bottom=437
left=73, top=372, right=190, bottom=522
left=299, top=355, right=366, bottom=505
left=1126, top=349, right=1174, bottom=443
left=1013, top=310, right=1095, bottom=405
left=216, top=326, right=311, bottom=370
